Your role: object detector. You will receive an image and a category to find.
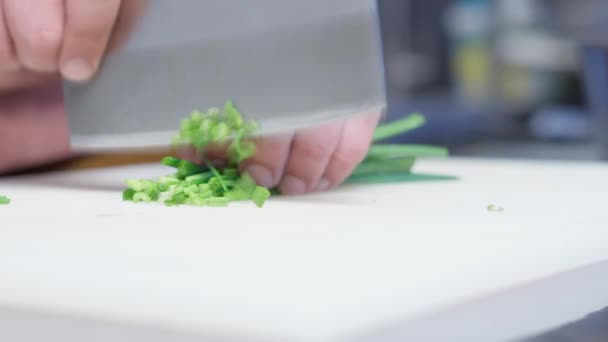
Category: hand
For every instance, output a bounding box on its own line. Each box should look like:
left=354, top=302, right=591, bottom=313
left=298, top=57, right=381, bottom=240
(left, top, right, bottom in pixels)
left=0, top=0, right=147, bottom=86
left=239, top=113, right=381, bottom=195
left=1, top=0, right=119, bottom=82
left=0, top=0, right=146, bottom=173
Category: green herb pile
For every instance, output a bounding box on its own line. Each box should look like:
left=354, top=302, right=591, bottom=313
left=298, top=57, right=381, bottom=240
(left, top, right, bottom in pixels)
left=123, top=101, right=271, bottom=208
left=122, top=102, right=448, bottom=208
left=0, top=196, right=10, bottom=205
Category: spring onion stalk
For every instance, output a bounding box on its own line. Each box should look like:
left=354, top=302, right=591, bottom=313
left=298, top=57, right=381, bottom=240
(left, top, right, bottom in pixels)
left=352, top=157, right=417, bottom=177
left=372, top=113, right=426, bottom=142
left=367, top=145, right=448, bottom=160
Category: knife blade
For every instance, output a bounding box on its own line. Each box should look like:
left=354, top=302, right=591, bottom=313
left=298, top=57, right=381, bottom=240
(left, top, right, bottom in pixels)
left=63, top=0, right=387, bottom=151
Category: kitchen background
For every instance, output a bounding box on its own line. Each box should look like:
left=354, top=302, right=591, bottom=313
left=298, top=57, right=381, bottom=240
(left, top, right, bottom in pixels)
left=377, top=0, right=608, bottom=161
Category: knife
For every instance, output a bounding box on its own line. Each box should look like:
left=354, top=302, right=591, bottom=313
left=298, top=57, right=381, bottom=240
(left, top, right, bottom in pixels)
left=63, top=0, right=387, bottom=151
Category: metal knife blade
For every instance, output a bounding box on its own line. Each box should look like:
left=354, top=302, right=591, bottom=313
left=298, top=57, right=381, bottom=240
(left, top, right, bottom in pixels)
left=63, top=0, right=387, bottom=151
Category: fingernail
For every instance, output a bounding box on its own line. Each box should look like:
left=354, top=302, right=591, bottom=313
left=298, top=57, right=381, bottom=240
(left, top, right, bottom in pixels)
left=281, top=176, right=307, bottom=195
left=316, top=178, right=331, bottom=192
left=245, top=165, right=274, bottom=188
left=62, top=59, right=93, bottom=82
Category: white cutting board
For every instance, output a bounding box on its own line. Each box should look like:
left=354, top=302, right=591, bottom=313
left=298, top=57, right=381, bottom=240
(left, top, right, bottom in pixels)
left=1, top=158, right=608, bottom=341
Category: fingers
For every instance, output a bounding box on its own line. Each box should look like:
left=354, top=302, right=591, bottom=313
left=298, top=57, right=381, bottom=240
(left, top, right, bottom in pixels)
left=0, top=1, right=18, bottom=71
left=241, top=134, right=293, bottom=188
left=2, top=0, right=139, bottom=84
left=241, top=113, right=379, bottom=195
left=321, top=113, right=381, bottom=189
left=3, top=0, right=64, bottom=72
left=278, top=122, right=344, bottom=195
left=60, top=0, right=122, bottom=82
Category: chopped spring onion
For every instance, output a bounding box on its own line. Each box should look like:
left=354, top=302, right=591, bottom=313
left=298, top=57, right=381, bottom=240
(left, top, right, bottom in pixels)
left=185, top=172, right=214, bottom=185
left=122, top=188, right=136, bottom=201
left=236, top=172, right=257, bottom=196
left=124, top=102, right=271, bottom=208
left=0, top=196, right=10, bottom=205
left=205, top=161, right=228, bottom=193
left=206, top=197, right=230, bottom=207
left=251, top=186, right=271, bottom=208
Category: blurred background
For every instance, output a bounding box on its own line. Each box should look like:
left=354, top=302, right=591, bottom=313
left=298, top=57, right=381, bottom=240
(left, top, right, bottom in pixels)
left=377, top=0, right=608, bottom=161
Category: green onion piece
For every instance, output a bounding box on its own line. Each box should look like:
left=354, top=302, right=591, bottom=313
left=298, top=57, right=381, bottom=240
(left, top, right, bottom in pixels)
left=222, top=179, right=237, bottom=188
left=161, top=156, right=182, bottom=168
left=221, top=168, right=239, bottom=179
left=237, top=172, right=257, bottom=196
left=0, top=196, right=11, bottom=205
left=186, top=172, right=214, bottom=185
left=234, top=140, right=256, bottom=162
left=159, top=175, right=180, bottom=185
left=207, top=107, right=221, bottom=119
left=133, top=192, right=152, bottom=203
left=199, top=118, right=213, bottom=135
left=206, top=197, right=230, bottom=207
left=157, top=183, right=170, bottom=192
left=210, top=122, right=231, bottom=141
left=243, top=120, right=259, bottom=135
left=347, top=172, right=458, bottom=184
left=189, top=110, right=204, bottom=128
left=251, top=186, right=271, bottom=208
left=373, top=113, right=426, bottom=142
left=225, top=187, right=250, bottom=201
left=220, top=173, right=239, bottom=182
left=125, top=179, right=146, bottom=192
left=366, top=144, right=448, bottom=160
left=352, top=157, right=417, bottom=177
left=123, top=189, right=136, bottom=201
left=192, top=136, right=208, bottom=150
left=125, top=180, right=161, bottom=199
left=163, top=157, right=208, bottom=179
left=189, top=196, right=208, bottom=207
left=177, top=160, right=208, bottom=179
left=199, top=190, right=214, bottom=199
left=165, top=192, right=188, bottom=206
left=171, top=184, right=185, bottom=195
left=184, top=184, right=200, bottom=194
left=225, top=101, right=245, bottom=129
left=205, top=160, right=228, bottom=192
left=228, top=131, right=244, bottom=163
left=180, top=118, right=192, bottom=132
